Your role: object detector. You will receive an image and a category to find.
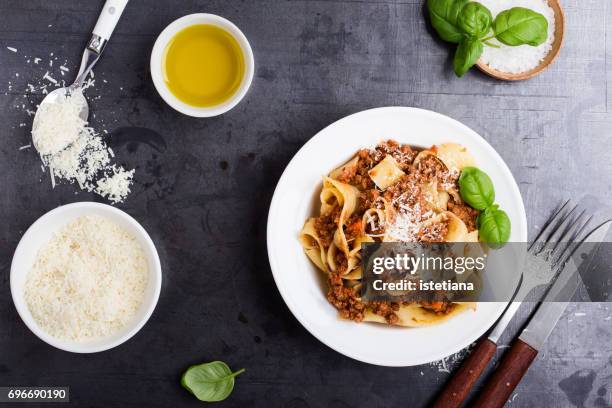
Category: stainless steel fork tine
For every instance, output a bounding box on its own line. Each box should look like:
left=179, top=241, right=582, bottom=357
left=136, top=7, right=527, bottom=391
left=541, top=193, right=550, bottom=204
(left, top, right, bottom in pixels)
left=549, top=209, right=588, bottom=262
left=528, top=200, right=571, bottom=252
left=549, top=208, right=586, bottom=250
left=534, top=204, right=578, bottom=256
left=551, top=214, right=594, bottom=270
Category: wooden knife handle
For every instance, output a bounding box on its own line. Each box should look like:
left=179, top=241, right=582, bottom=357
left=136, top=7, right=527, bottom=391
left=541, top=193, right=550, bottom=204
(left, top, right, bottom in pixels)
left=471, top=339, right=538, bottom=408
left=431, top=337, right=497, bottom=408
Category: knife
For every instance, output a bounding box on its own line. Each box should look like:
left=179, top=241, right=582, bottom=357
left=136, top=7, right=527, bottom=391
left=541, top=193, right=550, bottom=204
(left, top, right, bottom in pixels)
left=470, top=220, right=611, bottom=408
left=431, top=201, right=587, bottom=408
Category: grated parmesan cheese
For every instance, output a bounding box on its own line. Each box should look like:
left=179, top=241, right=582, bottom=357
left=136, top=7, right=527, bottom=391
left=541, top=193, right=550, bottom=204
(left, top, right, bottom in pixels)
left=24, top=215, right=149, bottom=342
left=31, top=90, right=135, bottom=203
left=32, top=91, right=86, bottom=155
left=96, top=166, right=135, bottom=204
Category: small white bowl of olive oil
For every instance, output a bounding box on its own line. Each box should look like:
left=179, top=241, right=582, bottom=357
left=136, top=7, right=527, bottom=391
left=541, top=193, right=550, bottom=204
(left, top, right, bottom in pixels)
left=150, top=14, right=254, bottom=117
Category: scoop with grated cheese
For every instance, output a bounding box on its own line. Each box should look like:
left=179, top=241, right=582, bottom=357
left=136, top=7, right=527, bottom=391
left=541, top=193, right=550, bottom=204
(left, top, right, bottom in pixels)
left=24, top=215, right=149, bottom=342
left=31, top=90, right=87, bottom=156
left=30, top=88, right=135, bottom=203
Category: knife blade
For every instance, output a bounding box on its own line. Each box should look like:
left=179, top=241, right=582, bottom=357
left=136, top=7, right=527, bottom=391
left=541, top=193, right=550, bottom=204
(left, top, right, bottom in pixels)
left=519, top=219, right=611, bottom=350
left=471, top=220, right=611, bottom=408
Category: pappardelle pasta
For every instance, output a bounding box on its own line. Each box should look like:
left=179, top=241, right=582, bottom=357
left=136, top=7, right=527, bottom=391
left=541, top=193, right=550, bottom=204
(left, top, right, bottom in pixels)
left=300, top=140, right=483, bottom=327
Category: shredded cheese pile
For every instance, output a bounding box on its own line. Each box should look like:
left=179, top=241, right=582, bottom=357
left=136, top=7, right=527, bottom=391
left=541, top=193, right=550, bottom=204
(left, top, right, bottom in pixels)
left=31, top=90, right=134, bottom=203
left=32, top=92, right=86, bottom=155
left=24, top=215, right=149, bottom=342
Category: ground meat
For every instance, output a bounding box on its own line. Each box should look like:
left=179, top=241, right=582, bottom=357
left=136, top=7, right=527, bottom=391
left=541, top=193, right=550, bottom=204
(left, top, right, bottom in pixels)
left=383, top=173, right=421, bottom=208
left=333, top=251, right=348, bottom=274
left=358, top=189, right=381, bottom=213
left=369, top=301, right=400, bottom=324
left=314, top=207, right=340, bottom=248
left=374, top=140, right=416, bottom=170
left=417, top=154, right=449, bottom=184
left=335, top=160, right=358, bottom=184
left=448, top=198, right=479, bottom=232
left=420, top=301, right=455, bottom=315
left=417, top=220, right=449, bottom=242
left=327, top=273, right=365, bottom=321
left=336, top=149, right=377, bottom=190
left=344, top=215, right=362, bottom=242
left=335, top=141, right=417, bottom=190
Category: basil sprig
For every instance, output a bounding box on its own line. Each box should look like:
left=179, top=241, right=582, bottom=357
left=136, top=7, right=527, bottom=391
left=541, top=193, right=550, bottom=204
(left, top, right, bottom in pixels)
left=427, top=0, right=549, bottom=77
left=458, top=166, right=511, bottom=247
left=181, top=361, right=245, bottom=402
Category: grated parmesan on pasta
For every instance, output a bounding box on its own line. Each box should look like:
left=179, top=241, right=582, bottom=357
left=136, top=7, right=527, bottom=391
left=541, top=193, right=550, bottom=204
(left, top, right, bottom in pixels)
left=24, top=215, right=149, bottom=342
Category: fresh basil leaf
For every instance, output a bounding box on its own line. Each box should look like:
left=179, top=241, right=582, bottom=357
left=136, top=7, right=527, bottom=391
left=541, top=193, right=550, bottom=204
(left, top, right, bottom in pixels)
left=181, top=361, right=245, bottom=402
left=493, top=7, right=548, bottom=46
left=453, top=39, right=483, bottom=77
left=478, top=206, right=511, bottom=248
left=458, top=167, right=494, bottom=209
left=427, top=0, right=469, bottom=43
left=458, top=2, right=493, bottom=38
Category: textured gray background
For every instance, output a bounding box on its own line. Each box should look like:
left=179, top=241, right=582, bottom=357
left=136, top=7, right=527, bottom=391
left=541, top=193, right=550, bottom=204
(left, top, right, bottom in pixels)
left=1, top=0, right=611, bottom=407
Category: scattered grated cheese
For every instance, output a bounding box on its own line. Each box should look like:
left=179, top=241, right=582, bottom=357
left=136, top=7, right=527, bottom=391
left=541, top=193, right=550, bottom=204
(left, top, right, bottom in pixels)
left=24, top=215, right=148, bottom=342
left=96, top=166, right=135, bottom=204
left=42, top=71, right=58, bottom=84
left=32, top=90, right=135, bottom=203
left=386, top=202, right=434, bottom=242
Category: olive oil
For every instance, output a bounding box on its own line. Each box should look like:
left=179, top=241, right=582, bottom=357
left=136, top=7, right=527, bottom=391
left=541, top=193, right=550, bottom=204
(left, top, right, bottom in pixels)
left=163, top=24, right=245, bottom=107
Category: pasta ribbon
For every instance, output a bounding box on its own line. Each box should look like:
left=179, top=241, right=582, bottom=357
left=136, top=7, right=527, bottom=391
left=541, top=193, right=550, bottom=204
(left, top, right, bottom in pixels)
left=299, top=218, right=328, bottom=273
left=368, top=155, right=405, bottom=190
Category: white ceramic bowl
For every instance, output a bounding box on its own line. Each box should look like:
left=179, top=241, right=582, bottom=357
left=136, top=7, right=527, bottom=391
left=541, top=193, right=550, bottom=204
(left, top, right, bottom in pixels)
left=10, top=202, right=162, bottom=353
left=150, top=13, right=255, bottom=117
left=267, top=107, right=528, bottom=367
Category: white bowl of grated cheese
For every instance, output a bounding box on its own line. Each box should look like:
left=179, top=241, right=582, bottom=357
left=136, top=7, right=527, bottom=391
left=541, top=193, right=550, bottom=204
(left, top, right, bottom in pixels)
left=10, top=202, right=162, bottom=353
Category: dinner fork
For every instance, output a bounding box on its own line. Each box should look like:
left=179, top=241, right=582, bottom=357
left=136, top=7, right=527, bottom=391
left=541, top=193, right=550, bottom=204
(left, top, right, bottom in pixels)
left=432, top=200, right=592, bottom=408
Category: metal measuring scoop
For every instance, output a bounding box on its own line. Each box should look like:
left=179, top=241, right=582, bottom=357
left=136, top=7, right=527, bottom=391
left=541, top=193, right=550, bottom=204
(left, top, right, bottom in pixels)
left=32, top=0, right=128, bottom=156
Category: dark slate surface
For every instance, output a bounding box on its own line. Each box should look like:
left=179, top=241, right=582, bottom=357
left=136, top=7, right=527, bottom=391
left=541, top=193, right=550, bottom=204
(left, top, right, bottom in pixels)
left=1, top=0, right=611, bottom=407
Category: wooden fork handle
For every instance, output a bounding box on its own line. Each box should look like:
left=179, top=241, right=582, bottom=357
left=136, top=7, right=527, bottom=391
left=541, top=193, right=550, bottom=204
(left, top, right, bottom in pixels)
left=431, top=337, right=497, bottom=408
left=471, top=339, right=538, bottom=408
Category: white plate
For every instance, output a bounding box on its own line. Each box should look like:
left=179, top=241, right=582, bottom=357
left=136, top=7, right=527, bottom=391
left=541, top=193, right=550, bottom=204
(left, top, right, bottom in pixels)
left=10, top=202, right=162, bottom=353
left=267, top=107, right=528, bottom=367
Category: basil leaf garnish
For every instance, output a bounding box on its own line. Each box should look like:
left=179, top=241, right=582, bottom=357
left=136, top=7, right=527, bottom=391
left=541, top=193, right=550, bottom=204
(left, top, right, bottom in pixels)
left=478, top=206, right=511, bottom=248
left=181, top=361, right=245, bottom=402
left=458, top=166, right=495, bottom=209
